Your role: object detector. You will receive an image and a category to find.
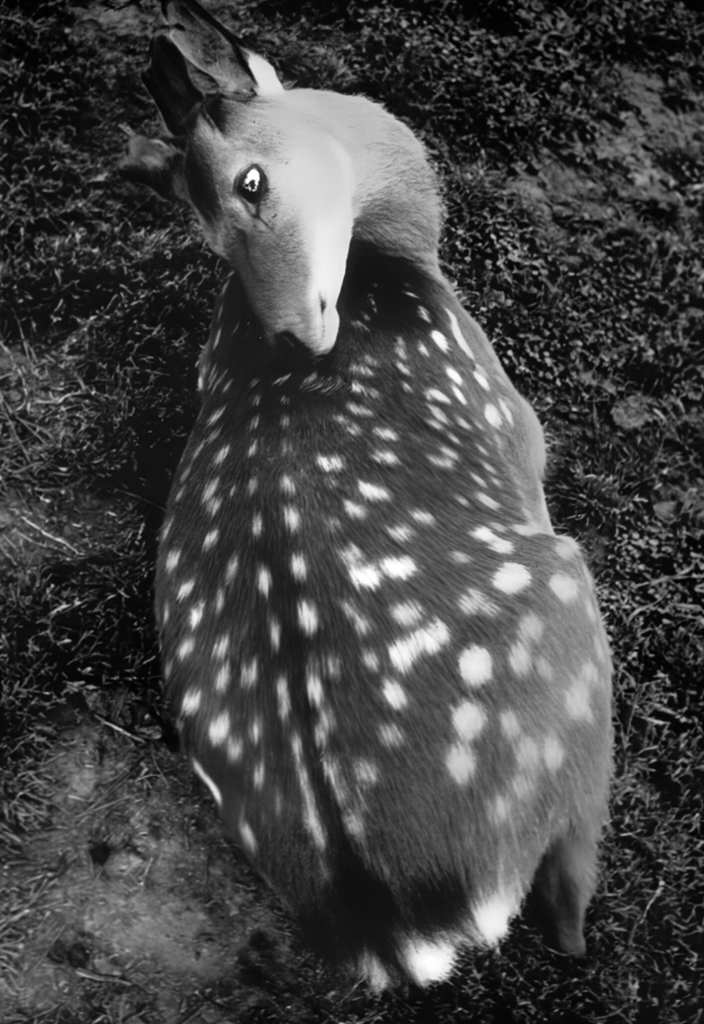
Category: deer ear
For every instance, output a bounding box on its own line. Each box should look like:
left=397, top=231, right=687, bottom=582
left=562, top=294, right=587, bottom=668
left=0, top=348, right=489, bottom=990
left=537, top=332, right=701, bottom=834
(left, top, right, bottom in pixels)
left=143, top=32, right=204, bottom=137
left=118, top=133, right=187, bottom=201
left=163, top=0, right=284, bottom=97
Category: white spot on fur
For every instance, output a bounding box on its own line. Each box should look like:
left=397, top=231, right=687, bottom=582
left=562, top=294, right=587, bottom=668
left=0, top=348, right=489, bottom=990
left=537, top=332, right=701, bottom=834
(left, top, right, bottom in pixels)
left=354, top=758, right=379, bottom=786
left=241, top=658, right=258, bottom=689
left=276, top=675, right=291, bottom=721
left=257, top=565, right=272, bottom=597
left=291, top=732, right=326, bottom=850
left=446, top=308, right=474, bottom=359
left=212, top=634, right=229, bottom=660
left=458, top=587, right=498, bottom=616
left=203, top=527, right=219, bottom=550
left=389, top=618, right=449, bottom=673
left=214, top=664, right=230, bottom=692
left=390, top=600, right=424, bottom=626
left=501, top=712, right=522, bottom=743
left=493, top=562, right=532, bottom=594
left=350, top=564, right=381, bottom=590
left=446, top=743, right=476, bottom=783
left=283, top=505, right=301, bottom=531
left=513, top=522, right=541, bottom=536
left=189, top=601, right=205, bottom=629
left=306, top=673, right=323, bottom=707
left=192, top=758, right=222, bottom=808
left=411, top=509, right=435, bottom=526
left=509, top=642, right=531, bottom=676
left=358, top=952, right=390, bottom=992
left=177, top=579, right=195, bottom=601
left=382, top=679, right=408, bottom=710
left=317, top=454, right=344, bottom=472
left=340, top=599, right=370, bottom=634
left=484, top=403, right=501, bottom=427
left=380, top=555, right=417, bottom=579
left=426, top=387, right=451, bottom=405
left=516, top=735, right=540, bottom=770
left=536, top=655, right=554, bottom=682
left=519, top=612, right=544, bottom=642
left=344, top=500, right=367, bottom=519
left=371, top=448, right=400, bottom=465
left=498, top=398, right=514, bottom=424
left=341, top=545, right=381, bottom=590
left=549, top=572, right=579, bottom=602
left=402, top=938, right=457, bottom=986
left=177, top=638, right=194, bottom=660
left=452, top=701, right=486, bottom=740
left=239, top=819, right=257, bottom=854
left=378, top=723, right=404, bottom=746
left=290, top=553, right=307, bottom=580
left=208, top=711, right=230, bottom=746
left=565, top=676, right=594, bottom=721
left=555, top=536, right=580, bottom=559
left=459, top=645, right=493, bottom=687
left=473, top=526, right=514, bottom=554
left=358, top=650, right=377, bottom=672
left=543, top=734, right=565, bottom=770
left=374, top=426, right=399, bottom=441
left=451, top=550, right=471, bottom=564
left=359, top=480, right=391, bottom=502
left=491, top=795, right=511, bottom=823
left=477, top=492, right=500, bottom=509
left=386, top=524, right=414, bottom=542
left=226, top=735, right=243, bottom=763
left=298, top=599, right=319, bottom=635
left=473, top=892, right=514, bottom=945
left=165, top=549, right=180, bottom=572
left=181, top=689, right=201, bottom=715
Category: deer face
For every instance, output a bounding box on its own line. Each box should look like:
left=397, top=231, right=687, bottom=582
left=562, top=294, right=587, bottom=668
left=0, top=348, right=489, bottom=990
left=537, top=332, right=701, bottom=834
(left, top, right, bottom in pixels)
left=183, top=95, right=354, bottom=357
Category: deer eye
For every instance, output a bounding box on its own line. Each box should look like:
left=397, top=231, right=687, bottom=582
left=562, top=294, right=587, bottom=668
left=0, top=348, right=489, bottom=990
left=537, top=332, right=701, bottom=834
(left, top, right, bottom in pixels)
left=235, top=165, right=265, bottom=206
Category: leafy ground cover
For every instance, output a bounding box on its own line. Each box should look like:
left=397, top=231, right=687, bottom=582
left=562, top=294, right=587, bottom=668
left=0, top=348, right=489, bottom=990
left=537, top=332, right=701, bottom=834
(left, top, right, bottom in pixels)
left=1, top=0, right=703, bottom=1021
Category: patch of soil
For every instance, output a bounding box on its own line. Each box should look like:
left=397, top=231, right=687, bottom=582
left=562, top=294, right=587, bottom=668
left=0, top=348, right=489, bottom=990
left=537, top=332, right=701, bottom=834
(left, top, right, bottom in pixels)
left=1, top=725, right=313, bottom=1023
left=509, top=66, right=704, bottom=235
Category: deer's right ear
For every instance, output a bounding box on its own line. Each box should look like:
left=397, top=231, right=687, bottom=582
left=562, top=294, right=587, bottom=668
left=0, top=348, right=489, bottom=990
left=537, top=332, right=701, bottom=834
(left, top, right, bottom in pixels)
left=143, top=32, right=204, bottom=137
left=118, top=133, right=187, bottom=201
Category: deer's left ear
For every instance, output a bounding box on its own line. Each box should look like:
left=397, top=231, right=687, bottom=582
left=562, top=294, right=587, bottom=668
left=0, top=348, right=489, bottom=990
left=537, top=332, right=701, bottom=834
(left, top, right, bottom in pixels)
left=118, top=133, right=187, bottom=201
left=162, top=0, right=284, bottom=98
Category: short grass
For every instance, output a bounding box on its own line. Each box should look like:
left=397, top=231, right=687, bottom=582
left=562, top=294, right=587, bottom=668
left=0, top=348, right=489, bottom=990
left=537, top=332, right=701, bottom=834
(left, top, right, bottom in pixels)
left=1, top=0, right=703, bottom=1021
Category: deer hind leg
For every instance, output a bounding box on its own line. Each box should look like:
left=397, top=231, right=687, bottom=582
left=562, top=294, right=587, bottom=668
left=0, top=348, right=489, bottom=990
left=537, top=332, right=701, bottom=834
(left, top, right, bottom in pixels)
left=528, top=816, right=602, bottom=957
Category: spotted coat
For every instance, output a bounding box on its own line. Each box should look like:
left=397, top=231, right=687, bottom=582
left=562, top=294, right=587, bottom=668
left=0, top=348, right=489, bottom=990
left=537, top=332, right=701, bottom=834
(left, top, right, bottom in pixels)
left=121, top=0, right=614, bottom=991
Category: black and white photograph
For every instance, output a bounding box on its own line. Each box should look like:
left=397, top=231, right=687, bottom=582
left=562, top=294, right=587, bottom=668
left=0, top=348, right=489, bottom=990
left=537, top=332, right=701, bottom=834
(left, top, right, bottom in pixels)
left=1, top=1, right=702, bottom=1021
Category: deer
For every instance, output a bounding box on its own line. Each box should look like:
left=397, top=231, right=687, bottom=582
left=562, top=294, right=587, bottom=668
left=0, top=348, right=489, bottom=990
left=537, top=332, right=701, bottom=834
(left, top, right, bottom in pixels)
left=119, top=0, right=613, bottom=990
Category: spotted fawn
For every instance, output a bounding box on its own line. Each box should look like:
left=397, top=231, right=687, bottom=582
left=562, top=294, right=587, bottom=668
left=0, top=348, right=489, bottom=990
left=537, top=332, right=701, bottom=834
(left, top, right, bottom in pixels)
left=119, top=0, right=613, bottom=989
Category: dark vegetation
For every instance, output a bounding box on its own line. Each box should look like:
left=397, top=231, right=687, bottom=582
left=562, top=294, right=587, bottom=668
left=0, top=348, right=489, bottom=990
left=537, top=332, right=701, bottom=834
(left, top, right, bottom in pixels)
left=1, top=0, right=703, bottom=1021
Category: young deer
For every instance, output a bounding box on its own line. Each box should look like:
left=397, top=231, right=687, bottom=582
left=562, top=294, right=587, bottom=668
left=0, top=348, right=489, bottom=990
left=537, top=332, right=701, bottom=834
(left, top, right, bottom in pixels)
left=120, top=0, right=613, bottom=989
